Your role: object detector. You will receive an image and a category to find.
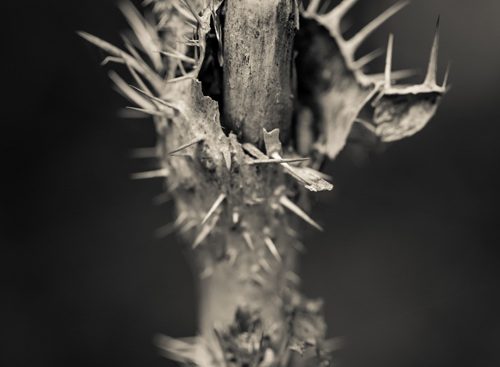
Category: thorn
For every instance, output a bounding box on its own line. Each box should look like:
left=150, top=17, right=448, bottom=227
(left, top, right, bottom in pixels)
left=242, top=231, right=255, bottom=250
left=232, top=211, right=240, bottom=225
left=285, top=226, right=298, bottom=238
left=226, top=248, right=238, bottom=266
left=355, top=118, right=376, bottom=133
left=328, top=0, right=359, bottom=20
left=179, top=0, right=203, bottom=24
left=123, top=57, right=152, bottom=98
left=101, top=56, right=123, bottom=66
left=353, top=48, right=383, bottom=69
left=153, top=192, right=170, bottom=205
left=247, top=157, right=310, bottom=165
left=307, top=0, right=322, bottom=13
left=166, top=74, right=194, bottom=84
left=131, top=168, right=168, bottom=180
left=424, top=16, right=440, bottom=86
left=180, top=220, right=197, bottom=234
left=118, top=0, right=162, bottom=70
left=201, top=193, right=226, bottom=226
left=200, top=266, right=214, bottom=279
left=221, top=149, right=232, bottom=171
left=280, top=196, right=323, bottom=232
left=292, top=240, right=306, bottom=253
left=78, top=31, right=160, bottom=89
left=159, top=50, right=197, bottom=64
left=168, top=137, right=204, bottom=155
left=264, top=237, right=282, bottom=263
left=130, top=146, right=159, bottom=158
left=385, top=34, right=394, bottom=88
left=109, top=72, right=153, bottom=110
left=251, top=273, right=266, bottom=287
left=259, top=258, right=272, bottom=273
left=368, top=69, right=416, bottom=84
left=285, top=271, right=301, bottom=285
left=126, top=106, right=164, bottom=117
left=442, top=62, right=451, bottom=88
left=129, top=85, right=177, bottom=110
left=391, top=69, right=416, bottom=81
left=155, top=213, right=187, bottom=238
left=192, top=221, right=214, bottom=249
left=347, top=1, right=408, bottom=52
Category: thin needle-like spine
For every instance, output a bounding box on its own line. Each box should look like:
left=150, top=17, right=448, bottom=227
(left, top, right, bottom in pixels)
left=201, top=193, right=226, bottom=226
left=280, top=196, right=323, bottom=232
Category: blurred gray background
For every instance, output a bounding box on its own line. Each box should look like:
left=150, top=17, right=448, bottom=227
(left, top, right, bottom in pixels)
left=2, top=0, right=499, bottom=366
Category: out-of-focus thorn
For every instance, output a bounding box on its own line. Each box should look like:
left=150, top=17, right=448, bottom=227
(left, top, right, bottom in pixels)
left=109, top=72, right=153, bottom=110
left=180, top=0, right=203, bottom=24
left=353, top=48, right=383, bottom=69
left=355, top=118, right=376, bottom=133
left=131, top=168, right=168, bottom=180
left=385, top=34, right=394, bottom=89
left=126, top=106, right=164, bottom=117
left=264, top=237, right=282, bottom=263
left=101, top=56, right=123, bottom=66
left=322, top=337, right=346, bottom=353
left=159, top=50, right=196, bottom=64
left=192, top=221, right=215, bottom=249
left=285, top=271, right=301, bottom=286
left=259, top=257, right=272, bottom=273
left=201, top=194, right=226, bottom=226
left=200, top=266, right=214, bottom=279
left=118, top=1, right=163, bottom=70
left=307, top=0, right=322, bottom=13
left=153, top=192, right=171, bottom=205
left=155, top=212, right=188, bottom=238
left=129, top=85, right=178, bottom=110
left=242, top=231, right=255, bottom=251
left=347, top=1, right=408, bottom=53
left=292, top=240, right=306, bottom=253
left=168, top=137, right=204, bottom=155
left=280, top=196, right=323, bottom=232
left=232, top=211, right=240, bottom=225
left=131, top=146, right=159, bottom=158
left=424, top=16, right=440, bottom=86
left=166, top=74, right=194, bottom=84
left=226, top=248, right=238, bottom=266
left=251, top=273, right=266, bottom=287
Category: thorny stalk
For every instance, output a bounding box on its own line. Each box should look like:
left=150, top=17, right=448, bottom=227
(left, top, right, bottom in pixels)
left=80, top=0, right=447, bottom=366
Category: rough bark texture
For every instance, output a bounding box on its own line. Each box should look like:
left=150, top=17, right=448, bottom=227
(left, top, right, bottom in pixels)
left=81, top=0, right=447, bottom=366
left=223, top=0, right=297, bottom=146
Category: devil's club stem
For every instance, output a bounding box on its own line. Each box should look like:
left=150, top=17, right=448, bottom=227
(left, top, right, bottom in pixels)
left=223, top=0, right=297, bottom=146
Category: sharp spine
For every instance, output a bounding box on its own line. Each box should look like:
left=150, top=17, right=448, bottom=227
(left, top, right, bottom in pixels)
left=353, top=48, right=383, bottom=69
left=424, top=16, right=440, bottom=86
left=201, top=193, right=226, bottom=226
left=168, top=137, right=204, bottom=155
left=264, top=237, right=282, bottom=263
left=126, top=106, right=164, bottom=117
left=328, top=0, right=359, bottom=20
left=129, top=85, right=177, bottom=110
left=347, top=1, right=408, bottom=53
left=242, top=231, right=255, bottom=250
left=385, top=34, right=394, bottom=88
left=280, top=196, right=323, bottom=232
